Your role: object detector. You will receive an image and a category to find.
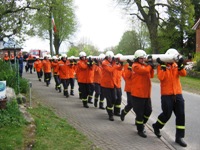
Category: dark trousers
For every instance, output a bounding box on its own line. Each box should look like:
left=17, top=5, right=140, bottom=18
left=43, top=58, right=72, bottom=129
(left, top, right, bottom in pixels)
left=88, top=83, right=95, bottom=102
left=37, top=70, right=43, bottom=80
left=132, top=96, right=152, bottom=132
left=155, top=94, right=185, bottom=138
left=123, top=92, right=133, bottom=114
left=54, top=74, right=61, bottom=88
left=79, top=83, right=90, bottom=104
left=44, top=72, right=51, bottom=85
left=69, top=78, right=75, bottom=92
left=102, top=87, right=116, bottom=116
left=114, top=87, right=122, bottom=114
left=61, top=79, right=70, bottom=96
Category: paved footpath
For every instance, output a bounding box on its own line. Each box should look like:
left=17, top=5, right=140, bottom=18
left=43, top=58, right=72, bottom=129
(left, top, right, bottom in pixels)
left=24, top=72, right=175, bottom=150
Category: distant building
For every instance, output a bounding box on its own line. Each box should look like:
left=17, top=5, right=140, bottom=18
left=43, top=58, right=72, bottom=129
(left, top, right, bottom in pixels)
left=0, top=38, right=23, bottom=58
left=192, top=18, right=200, bottom=53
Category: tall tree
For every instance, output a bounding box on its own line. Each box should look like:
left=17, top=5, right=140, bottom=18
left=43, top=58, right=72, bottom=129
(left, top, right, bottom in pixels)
left=159, top=0, right=194, bottom=54
left=115, top=0, right=169, bottom=54
left=0, top=0, right=38, bottom=42
left=31, top=0, right=76, bottom=55
left=116, top=30, right=141, bottom=55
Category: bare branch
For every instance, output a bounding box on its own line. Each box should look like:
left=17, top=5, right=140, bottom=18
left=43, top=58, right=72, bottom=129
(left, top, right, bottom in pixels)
left=130, top=13, right=145, bottom=22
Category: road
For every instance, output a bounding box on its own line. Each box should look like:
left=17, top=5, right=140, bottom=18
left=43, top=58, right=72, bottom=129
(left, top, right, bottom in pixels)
left=121, top=80, right=200, bottom=150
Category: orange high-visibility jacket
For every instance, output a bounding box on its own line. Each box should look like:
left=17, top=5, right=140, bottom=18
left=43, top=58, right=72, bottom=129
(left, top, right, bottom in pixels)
left=100, top=59, right=123, bottom=88
left=93, top=65, right=102, bottom=84
left=54, top=60, right=70, bottom=79
left=131, top=62, right=154, bottom=98
left=157, top=63, right=187, bottom=95
left=34, top=60, right=43, bottom=72
left=51, top=61, right=59, bottom=75
left=42, top=60, right=51, bottom=73
left=122, top=64, right=133, bottom=93
left=76, top=59, right=88, bottom=83
left=68, top=65, right=75, bottom=78
left=113, top=64, right=123, bottom=88
left=86, top=65, right=94, bottom=84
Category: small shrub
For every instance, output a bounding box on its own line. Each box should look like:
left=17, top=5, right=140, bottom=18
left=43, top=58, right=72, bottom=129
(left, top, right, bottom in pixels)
left=193, top=52, right=200, bottom=71
left=0, top=100, right=26, bottom=127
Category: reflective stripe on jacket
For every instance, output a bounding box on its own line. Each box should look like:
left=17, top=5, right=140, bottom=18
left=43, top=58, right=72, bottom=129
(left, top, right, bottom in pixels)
left=157, top=63, right=187, bottom=95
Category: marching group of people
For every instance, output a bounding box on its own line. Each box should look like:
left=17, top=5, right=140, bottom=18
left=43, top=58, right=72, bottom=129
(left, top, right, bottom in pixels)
left=2, top=48, right=188, bottom=147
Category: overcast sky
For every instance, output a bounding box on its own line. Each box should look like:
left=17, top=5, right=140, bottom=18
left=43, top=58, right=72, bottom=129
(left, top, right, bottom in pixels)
left=23, top=0, right=131, bottom=53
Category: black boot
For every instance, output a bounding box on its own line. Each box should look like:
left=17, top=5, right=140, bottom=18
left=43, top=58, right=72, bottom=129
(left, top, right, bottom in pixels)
left=64, top=91, right=69, bottom=98
left=109, top=115, right=114, bottom=121
left=114, top=108, right=121, bottom=117
left=99, top=102, right=105, bottom=110
left=120, top=109, right=126, bottom=121
left=152, top=123, right=161, bottom=138
left=83, top=101, right=89, bottom=108
left=175, top=138, right=187, bottom=147
left=70, top=90, right=74, bottom=96
left=94, top=99, right=98, bottom=107
left=138, top=131, right=147, bottom=138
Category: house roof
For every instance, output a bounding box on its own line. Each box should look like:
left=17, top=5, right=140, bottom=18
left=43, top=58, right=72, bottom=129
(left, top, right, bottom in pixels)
left=192, top=18, right=200, bottom=30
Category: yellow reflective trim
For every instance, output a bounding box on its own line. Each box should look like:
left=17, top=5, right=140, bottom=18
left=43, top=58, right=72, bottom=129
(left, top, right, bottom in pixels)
left=82, top=99, right=87, bottom=102
left=89, top=95, right=93, bottom=98
left=176, top=126, right=185, bottom=129
left=115, top=105, right=121, bottom=108
left=100, top=100, right=104, bottom=102
left=158, top=119, right=165, bottom=125
left=144, top=115, right=149, bottom=119
left=124, top=110, right=128, bottom=114
left=107, top=107, right=113, bottom=110
left=136, top=120, right=143, bottom=124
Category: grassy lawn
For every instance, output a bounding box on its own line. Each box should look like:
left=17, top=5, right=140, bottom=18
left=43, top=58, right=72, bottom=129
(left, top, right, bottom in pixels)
left=151, top=75, right=200, bottom=95
left=28, top=103, right=99, bottom=150
left=0, top=101, right=99, bottom=150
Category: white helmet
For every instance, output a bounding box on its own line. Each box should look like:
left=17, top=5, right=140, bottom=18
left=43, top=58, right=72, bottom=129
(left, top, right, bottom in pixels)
left=52, top=56, right=58, bottom=60
left=61, top=54, right=67, bottom=58
left=165, top=48, right=179, bottom=55
left=79, top=51, right=86, bottom=57
left=105, top=50, right=114, bottom=58
left=134, top=49, right=147, bottom=59
left=99, top=53, right=105, bottom=59
left=35, top=56, right=39, bottom=59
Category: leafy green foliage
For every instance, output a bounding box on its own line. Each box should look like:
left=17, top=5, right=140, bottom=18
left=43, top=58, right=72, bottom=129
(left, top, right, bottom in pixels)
left=0, top=60, right=29, bottom=94
left=0, top=100, right=26, bottom=127
left=193, top=52, right=200, bottom=71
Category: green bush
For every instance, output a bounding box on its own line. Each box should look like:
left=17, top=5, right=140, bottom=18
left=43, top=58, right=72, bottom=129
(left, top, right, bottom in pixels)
left=193, top=52, right=200, bottom=71
left=0, top=60, right=29, bottom=94
left=0, top=100, right=27, bottom=127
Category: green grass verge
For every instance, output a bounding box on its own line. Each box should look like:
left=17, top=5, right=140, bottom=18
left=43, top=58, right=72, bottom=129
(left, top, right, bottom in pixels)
left=0, top=125, right=26, bottom=150
left=151, top=75, right=200, bottom=95
left=28, top=104, right=99, bottom=150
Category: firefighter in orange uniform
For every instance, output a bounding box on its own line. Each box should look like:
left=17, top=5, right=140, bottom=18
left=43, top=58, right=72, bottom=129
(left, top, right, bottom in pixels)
left=76, top=51, right=92, bottom=108
left=152, top=49, right=187, bottom=147
left=34, top=56, right=43, bottom=81
left=54, top=54, right=70, bottom=97
left=3, top=52, right=10, bottom=62
left=93, top=58, right=105, bottom=109
left=130, top=50, right=154, bottom=138
left=42, top=55, right=52, bottom=86
left=120, top=59, right=134, bottom=121
left=51, top=56, right=61, bottom=92
left=68, top=56, right=76, bottom=96
left=100, top=51, right=123, bottom=121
